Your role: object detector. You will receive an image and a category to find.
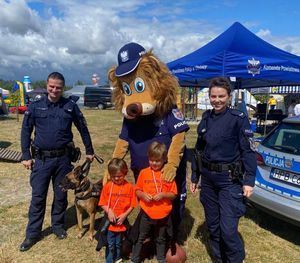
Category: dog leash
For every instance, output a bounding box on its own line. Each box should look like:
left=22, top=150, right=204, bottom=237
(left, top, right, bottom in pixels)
left=94, top=154, right=104, bottom=164
left=79, top=154, right=104, bottom=180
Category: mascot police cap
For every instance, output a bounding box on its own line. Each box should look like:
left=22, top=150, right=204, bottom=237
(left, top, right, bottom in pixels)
left=115, top=42, right=146, bottom=77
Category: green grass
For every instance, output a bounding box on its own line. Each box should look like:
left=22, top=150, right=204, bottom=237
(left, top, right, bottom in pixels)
left=0, top=109, right=299, bottom=263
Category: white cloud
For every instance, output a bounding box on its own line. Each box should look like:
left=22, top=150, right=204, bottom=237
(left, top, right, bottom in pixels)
left=256, top=28, right=300, bottom=56
left=0, top=0, right=300, bottom=85
left=257, top=29, right=272, bottom=37
left=0, top=0, right=42, bottom=35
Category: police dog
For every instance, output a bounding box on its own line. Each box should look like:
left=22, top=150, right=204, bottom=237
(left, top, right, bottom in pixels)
left=60, top=160, right=103, bottom=241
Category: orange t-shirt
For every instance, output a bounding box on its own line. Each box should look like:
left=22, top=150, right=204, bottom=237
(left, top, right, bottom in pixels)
left=135, top=167, right=177, bottom=219
left=99, top=180, right=136, bottom=232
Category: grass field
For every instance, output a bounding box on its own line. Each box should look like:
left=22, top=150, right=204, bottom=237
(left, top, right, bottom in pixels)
left=0, top=109, right=299, bottom=263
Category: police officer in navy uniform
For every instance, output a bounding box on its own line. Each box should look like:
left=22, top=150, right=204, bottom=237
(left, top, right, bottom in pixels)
left=190, top=77, right=256, bottom=263
left=20, top=72, right=94, bottom=252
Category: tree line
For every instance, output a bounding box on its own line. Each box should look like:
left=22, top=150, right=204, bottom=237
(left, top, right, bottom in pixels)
left=0, top=79, right=77, bottom=92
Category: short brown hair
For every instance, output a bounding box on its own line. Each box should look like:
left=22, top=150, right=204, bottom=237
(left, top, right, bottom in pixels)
left=47, top=71, right=65, bottom=86
left=208, top=77, right=231, bottom=96
left=108, top=158, right=128, bottom=177
left=147, top=141, right=167, bottom=161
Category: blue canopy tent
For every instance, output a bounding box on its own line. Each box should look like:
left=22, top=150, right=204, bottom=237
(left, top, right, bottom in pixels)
left=167, top=22, right=300, bottom=88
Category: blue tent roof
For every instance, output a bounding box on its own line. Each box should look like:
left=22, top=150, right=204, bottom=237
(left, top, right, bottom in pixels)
left=167, top=22, right=300, bottom=88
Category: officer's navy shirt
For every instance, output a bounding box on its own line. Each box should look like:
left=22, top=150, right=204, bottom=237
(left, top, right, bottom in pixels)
left=21, top=96, right=94, bottom=160
left=119, top=108, right=189, bottom=173
left=192, top=107, right=256, bottom=186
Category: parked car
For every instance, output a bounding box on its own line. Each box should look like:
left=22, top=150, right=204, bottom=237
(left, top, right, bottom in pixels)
left=249, top=116, right=300, bottom=226
left=83, top=85, right=113, bottom=110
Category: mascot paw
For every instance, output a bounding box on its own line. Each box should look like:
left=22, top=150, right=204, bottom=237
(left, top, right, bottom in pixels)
left=163, top=163, right=177, bottom=182
left=103, top=169, right=111, bottom=185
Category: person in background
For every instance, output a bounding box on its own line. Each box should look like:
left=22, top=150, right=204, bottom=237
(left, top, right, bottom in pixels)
left=20, top=72, right=94, bottom=252
left=294, top=99, right=300, bottom=116
left=131, top=141, right=177, bottom=263
left=190, top=77, right=257, bottom=263
left=288, top=99, right=297, bottom=117
left=98, top=158, right=136, bottom=263
left=268, top=95, right=277, bottom=110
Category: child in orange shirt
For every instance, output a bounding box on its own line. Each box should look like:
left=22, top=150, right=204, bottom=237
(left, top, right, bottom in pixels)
left=99, top=158, right=136, bottom=263
left=131, top=141, right=177, bottom=263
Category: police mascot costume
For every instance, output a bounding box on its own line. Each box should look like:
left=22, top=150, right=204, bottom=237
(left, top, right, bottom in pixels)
left=104, top=42, right=189, bottom=248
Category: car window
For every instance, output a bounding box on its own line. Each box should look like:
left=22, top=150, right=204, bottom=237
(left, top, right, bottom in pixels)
left=262, top=122, right=300, bottom=155
left=85, top=89, right=111, bottom=95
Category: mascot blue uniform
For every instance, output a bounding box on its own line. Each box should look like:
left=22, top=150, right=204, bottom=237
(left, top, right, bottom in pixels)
left=104, top=42, right=189, bottom=240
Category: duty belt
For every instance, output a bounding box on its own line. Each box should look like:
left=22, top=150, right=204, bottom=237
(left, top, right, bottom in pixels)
left=202, top=160, right=234, bottom=172
left=38, top=148, right=67, bottom=158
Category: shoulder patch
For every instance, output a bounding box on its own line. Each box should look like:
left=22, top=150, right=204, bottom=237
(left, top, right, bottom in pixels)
left=172, top=108, right=184, bottom=120
left=31, top=97, right=43, bottom=104
left=33, top=96, right=43, bottom=102
left=244, top=129, right=253, bottom=136
left=230, top=109, right=245, bottom=118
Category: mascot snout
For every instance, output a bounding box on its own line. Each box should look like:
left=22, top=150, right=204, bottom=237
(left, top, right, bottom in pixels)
left=126, top=103, right=143, bottom=118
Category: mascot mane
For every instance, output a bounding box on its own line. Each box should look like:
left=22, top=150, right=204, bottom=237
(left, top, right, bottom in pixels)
left=108, top=50, right=178, bottom=118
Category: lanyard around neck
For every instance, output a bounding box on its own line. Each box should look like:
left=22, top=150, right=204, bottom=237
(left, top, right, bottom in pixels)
left=151, top=169, right=162, bottom=194
left=107, top=182, right=123, bottom=211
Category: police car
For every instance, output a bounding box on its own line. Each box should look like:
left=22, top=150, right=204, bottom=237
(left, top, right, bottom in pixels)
left=249, top=116, right=300, bottom=226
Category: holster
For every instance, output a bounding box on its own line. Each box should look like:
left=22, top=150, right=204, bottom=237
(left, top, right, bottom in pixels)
left=229, top=161, right=244, bottom=180
left=67, top=142, right=81, bottom=163
left=30, top=144, right=40, bottom=159
left=194, top=149, right=203, bottom=172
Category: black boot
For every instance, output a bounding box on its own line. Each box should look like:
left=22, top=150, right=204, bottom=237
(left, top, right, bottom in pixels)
left=19, top=237, right=40, bottom=252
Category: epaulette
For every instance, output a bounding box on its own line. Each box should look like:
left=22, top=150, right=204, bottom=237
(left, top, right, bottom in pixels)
left=30, top=95, right=44, bottom=104
left=30, top=99, right=40, bottom=104
left=68, top=95, right=79, bottom=103
left=202, top=109, right=211, bottom=119
left=230, top=109, right=245, bottom=118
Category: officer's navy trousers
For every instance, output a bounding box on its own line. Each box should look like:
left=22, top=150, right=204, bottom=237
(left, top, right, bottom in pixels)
left=171, top=150, right=187, bottom=238
left=26, top=155, right=73, bottom=239
left=200, top=168, right=246, bottom=263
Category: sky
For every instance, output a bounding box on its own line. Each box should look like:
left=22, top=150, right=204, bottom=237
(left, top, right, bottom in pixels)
left=1, top=0, right=300, bottom=86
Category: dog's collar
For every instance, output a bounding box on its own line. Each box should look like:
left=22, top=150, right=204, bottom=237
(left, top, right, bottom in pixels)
left=75, top=181, right=101, bottom=201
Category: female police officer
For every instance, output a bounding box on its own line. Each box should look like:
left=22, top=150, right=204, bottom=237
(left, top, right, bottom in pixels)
left=190, top=77, right=256, bottom=263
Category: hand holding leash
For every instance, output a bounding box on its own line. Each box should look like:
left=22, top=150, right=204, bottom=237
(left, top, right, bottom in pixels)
left=86, top=154, right=94, bottom=162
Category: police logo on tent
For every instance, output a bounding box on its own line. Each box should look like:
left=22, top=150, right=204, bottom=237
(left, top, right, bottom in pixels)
left=247, top=57, right=261, bottom=76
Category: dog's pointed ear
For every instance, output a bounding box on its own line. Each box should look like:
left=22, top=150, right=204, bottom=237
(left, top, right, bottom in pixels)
left=73, top=166, right=82, bottom=179
left=80, top=160, right=91, bottom=177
